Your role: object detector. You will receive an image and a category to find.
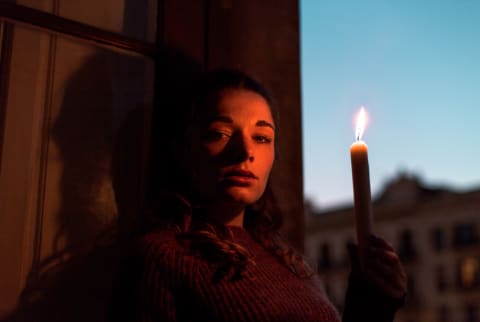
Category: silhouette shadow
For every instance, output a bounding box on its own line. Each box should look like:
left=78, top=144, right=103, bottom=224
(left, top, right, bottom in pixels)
left=0, top=2, right=202, bottom=321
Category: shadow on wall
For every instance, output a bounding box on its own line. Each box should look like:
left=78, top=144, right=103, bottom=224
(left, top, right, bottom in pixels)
left=0, top=2, right=202, bottom=322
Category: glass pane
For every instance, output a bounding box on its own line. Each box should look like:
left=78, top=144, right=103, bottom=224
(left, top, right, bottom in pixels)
left=0, top=23, right=154, bottom=312
left=0, top=23, right=52, bottom=312
left=14, top=0, right=158, bottom=42
left=43, top=34, right=154, bottom=258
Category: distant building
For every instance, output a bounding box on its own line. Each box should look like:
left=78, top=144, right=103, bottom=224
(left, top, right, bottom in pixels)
left=305, top=174, right=480, bottom=322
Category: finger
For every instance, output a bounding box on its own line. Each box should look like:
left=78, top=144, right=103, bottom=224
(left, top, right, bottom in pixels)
left=366, top=257, right=408, bottom=298
left=366, top=243, right=407, bottom=283
left=365, top=267, right=406, bottom=299
left=367, top=256, right=407, bottom=287
left=369, top=235, right=395, bottom=252
left=366, top=269, right=403, bottom=294
left=366, top=257, right=407, bottom=292
left=368, top=248, right=407, bottom=276
left=367, top=248, right=401, bottom=268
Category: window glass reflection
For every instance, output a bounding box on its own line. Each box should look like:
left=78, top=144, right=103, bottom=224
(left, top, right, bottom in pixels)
left=14, top=0, right=158, bottom=42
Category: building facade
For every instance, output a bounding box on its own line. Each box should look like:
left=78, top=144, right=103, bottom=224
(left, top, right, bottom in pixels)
left=305, top=175, right=480, bottom=322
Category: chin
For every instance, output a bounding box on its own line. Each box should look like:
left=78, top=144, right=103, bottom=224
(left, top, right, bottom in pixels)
left=220, top=187, right=263, bottom=206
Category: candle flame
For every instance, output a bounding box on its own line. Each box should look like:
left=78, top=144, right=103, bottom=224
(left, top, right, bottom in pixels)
left=355, top=107, right=367, bottom=141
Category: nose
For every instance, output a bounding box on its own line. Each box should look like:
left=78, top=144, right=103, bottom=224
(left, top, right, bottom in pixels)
left=231, top=133, right=254, bottom=163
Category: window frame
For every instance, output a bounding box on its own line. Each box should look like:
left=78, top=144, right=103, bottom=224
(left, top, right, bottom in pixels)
left=0, top=1, right=161, bottom=166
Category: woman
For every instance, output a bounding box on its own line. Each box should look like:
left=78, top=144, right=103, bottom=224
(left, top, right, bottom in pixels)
left=115, top=68, right=407, bottom=322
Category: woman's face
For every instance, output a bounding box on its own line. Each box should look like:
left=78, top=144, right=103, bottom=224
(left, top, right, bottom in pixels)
left=191, top=89, right=275, bottom=207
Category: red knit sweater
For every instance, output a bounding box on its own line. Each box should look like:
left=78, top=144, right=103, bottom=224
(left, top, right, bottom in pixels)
left=130, top=226, right=340, bottom=322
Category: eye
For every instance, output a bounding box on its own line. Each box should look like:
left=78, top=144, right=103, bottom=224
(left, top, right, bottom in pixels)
left=203, top=129, right=231, bottom=142
left=253, top=135, right=273, bottom=144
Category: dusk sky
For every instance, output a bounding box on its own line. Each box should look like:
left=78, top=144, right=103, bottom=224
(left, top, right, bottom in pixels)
left=300, top=0, right=480, bottom=210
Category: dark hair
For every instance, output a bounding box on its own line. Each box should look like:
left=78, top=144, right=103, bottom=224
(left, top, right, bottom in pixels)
left=189, top=68, right=279, bottom=128
left=149, top=68, right=311, bottom=279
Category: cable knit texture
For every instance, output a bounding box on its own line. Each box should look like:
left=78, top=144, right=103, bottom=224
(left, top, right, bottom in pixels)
left=110, top=226, right=402, bottom=322
left=124, top=226, right=340, bottom=322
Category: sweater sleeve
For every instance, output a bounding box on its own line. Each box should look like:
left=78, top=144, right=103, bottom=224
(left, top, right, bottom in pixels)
left=342, top=273, right=404, bottom=322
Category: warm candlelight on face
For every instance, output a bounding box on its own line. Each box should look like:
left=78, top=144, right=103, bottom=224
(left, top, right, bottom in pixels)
left=350, top=107, right=373, bottom=266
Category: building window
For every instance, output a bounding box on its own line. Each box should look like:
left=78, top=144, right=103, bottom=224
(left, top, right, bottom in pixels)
left=453, top=223, right=478, bottom=247
left=398, top=229, right=417, bottom=261
left=432, top=227, right=446, bottom=251
left=318, top=243, right=332, bottom=271
left=436, top=265, right=448, bottom=292
left=457, top=257, right=480, bottom=290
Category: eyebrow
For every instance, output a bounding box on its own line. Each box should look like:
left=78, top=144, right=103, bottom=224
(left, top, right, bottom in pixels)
left=210, top=116, right=275, bottom=131
left=256, top=120, right=275, bottom=131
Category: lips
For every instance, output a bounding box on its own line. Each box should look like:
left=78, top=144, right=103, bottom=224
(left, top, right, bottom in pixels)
left=221, top=169, right=258, bottom=186
left=224, top=169, right=257, bottom=178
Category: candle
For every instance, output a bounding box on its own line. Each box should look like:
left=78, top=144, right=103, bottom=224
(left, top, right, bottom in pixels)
left=350, top=107, right=373, bottom=266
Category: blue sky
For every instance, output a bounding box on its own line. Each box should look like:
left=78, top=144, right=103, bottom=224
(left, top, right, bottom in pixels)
left=300, top=0, right=480, bottom=209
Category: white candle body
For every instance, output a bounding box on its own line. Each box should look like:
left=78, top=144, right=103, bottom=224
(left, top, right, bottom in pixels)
left=350, top=140, right=373, bottom=262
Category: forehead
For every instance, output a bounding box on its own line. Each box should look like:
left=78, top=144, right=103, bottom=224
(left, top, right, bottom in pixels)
left=211, top=89, right=274, bottom=122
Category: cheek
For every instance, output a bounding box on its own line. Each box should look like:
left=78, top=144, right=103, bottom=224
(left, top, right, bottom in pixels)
left=261, top=151, right=275, bottom=179
left=192, top=137, right=220, bottom=161
left=199, top=139, right=228, bottom=159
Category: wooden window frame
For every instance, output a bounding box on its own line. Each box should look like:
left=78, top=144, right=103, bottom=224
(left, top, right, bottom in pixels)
left=0, top=2, right=162, bottom=284
left=0, top=2, right=162, bottom=166
left=0, top=2, right=160, bottom=56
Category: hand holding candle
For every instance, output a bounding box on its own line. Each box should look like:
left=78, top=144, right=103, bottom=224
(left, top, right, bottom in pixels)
left=350, top=107, right=373, bottom=267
